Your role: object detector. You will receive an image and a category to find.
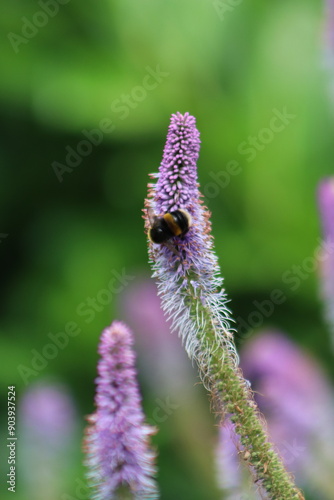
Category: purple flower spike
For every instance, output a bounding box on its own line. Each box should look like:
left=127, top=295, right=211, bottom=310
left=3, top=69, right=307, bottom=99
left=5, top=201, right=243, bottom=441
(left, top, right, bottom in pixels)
left=216, top=421, right=242, bottom=495
left=84, top=321, right=159, bottom=500
left=318, top=178, right=334, bottom=240
left=144, top=113, right=304, bottom=499
left=324, top=0, right=334, bottom=61
left=145, top=112, right=237, bottom=367
left=241, top=330, right=334, bottom=496
left=19, top=382, right=77, bottom=499
left=318, top=178, right=334, bottom=346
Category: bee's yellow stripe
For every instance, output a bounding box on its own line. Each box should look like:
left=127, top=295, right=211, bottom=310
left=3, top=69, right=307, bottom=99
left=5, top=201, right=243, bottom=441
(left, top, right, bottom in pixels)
left=164, top=213, right=182, bottom=235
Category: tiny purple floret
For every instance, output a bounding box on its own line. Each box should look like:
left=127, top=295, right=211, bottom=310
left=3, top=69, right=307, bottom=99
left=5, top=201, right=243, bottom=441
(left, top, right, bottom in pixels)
left=84, top=321, right=158, bottom=500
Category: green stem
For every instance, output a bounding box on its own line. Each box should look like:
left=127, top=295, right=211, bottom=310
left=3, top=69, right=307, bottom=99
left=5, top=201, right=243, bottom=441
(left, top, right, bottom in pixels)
left=192, top=296, right=304, bottom=500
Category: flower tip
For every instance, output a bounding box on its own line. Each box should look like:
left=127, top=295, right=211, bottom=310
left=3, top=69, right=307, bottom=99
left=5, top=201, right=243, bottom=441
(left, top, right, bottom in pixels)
left=104, top=320, right=132, bottom=340
left=171, top=111, right=196, bottom=127
left=98, top=321, right=134, bottom=355
left=318, top=177, right=334, bottom=197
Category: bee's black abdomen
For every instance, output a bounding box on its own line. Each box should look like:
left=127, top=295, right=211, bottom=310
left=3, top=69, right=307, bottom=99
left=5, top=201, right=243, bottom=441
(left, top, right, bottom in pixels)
left=170, top=210, right=190, bottom=234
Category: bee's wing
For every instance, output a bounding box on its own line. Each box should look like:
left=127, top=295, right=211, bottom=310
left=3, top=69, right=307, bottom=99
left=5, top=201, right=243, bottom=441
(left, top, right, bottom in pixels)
left=147, top=208, right=158, bottom=227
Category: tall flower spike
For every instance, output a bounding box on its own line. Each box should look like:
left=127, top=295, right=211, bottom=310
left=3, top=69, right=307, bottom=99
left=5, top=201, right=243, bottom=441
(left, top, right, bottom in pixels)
left=144, top=112, right=304, bottom=499
left=318, top=178, right=334, bottom=348
left=145, top=111, right=237, bottom=370
left=84, top=321, right=159, bottom=500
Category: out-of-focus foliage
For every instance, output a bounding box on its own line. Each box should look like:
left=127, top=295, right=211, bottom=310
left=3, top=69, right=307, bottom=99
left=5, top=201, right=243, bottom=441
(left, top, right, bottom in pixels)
left=1, top=1, right=333, bottom=499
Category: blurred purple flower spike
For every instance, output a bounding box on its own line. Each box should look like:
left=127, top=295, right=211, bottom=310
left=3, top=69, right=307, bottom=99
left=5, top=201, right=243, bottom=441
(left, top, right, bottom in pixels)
left=20, top=381, right=76, bottom=443
left=318, top=178, right=334, bottom=348
left=121, top=278, right=195, bottom=395
left=19, top=382, right=77, bottom=500
left=241, top=331, right=334, bottom=497
left=216, top=421, right=242, bottom=497
left=325, top=0, right=334, bottom=64
left=318, top=178, right=334, bottom=239
left=84, top=320, right=159, bottom=500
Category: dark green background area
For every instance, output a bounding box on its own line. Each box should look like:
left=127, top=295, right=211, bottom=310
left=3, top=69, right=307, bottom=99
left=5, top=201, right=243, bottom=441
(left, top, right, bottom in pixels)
left=1, top=1, right=333, bottom=499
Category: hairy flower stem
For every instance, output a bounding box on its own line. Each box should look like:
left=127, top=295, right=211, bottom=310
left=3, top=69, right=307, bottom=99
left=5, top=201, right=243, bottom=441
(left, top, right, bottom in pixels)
left=192, top=292, right=303, bottom=499
left=145, top=112, right=304, bottom=499
left=155, top=267, right=305, bottom=498
left=214, top=362, right=301, bottom=499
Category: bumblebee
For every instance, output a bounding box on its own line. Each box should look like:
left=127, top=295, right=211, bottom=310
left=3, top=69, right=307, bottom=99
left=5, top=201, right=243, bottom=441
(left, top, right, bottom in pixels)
left=148, top=209, right=192, bottom=244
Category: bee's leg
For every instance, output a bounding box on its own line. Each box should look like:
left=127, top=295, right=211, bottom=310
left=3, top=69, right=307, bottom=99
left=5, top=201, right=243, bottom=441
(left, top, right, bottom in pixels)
left=163, top=241, right=181, bottom=257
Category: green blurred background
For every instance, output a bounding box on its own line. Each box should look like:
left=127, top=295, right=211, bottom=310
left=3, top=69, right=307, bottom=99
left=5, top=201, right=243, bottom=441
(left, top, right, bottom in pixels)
left=1, top=0, right=333, bottom=499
